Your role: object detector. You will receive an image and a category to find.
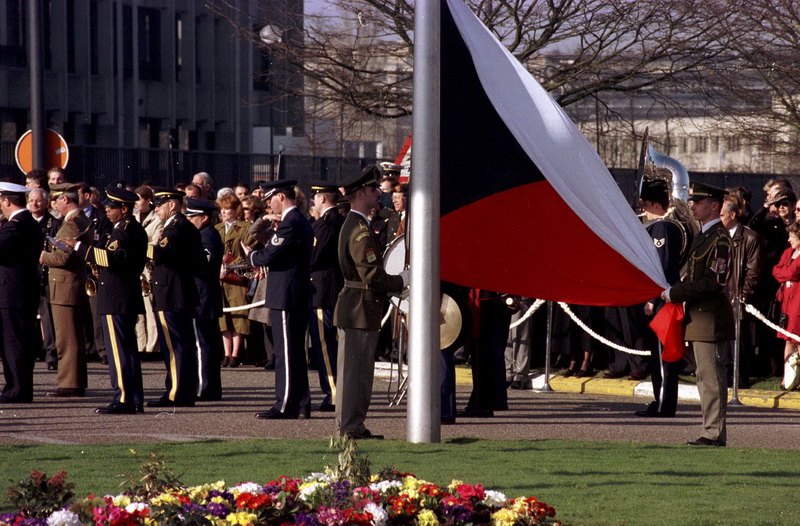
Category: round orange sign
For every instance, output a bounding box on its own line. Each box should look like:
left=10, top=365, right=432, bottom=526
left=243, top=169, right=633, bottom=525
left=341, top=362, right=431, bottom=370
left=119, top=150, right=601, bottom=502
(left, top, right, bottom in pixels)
left=15, top=129, right=70, bottom=174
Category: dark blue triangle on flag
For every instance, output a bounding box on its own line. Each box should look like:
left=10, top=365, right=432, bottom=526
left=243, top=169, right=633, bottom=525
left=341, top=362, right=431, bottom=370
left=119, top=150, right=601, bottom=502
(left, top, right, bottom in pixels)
left=439, top=0, right=669, bottom=307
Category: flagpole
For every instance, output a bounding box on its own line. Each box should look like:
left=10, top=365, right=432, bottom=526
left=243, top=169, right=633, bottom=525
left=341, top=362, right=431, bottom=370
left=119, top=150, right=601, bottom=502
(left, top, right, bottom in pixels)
left=407, top=0, right=441, bottom=443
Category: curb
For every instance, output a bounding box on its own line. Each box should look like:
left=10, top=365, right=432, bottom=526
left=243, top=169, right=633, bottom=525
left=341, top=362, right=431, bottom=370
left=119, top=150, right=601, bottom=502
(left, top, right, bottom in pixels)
left=374, top=363, right=800, bottom=410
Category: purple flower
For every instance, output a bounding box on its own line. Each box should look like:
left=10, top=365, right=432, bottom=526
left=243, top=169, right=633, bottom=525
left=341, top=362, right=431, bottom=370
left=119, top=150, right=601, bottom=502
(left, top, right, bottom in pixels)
left=0, top=513, right=19, bottom=525
left=20, top=519, right=48, bottom=526
left=207, top=502, right=230, bottom=518
left=330, top=481, right=352, bottom=508
left=294, top=512, right=323, bottom=526
left=263, top=485, right=283, bottom=497
left=182, top=503, right=207, bottom=515
left=442, top=504, right=472, bottom=523
left=207, top=490, right=235, bottom=505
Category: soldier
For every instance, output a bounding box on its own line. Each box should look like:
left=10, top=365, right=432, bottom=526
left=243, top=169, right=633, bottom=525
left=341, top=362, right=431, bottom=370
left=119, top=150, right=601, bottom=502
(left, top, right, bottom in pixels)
left=243, top=180, right=314, bottom=420
left=147, top=187, right=206, bottom=407
left=185, top=198, right=225, bottom=402
left=308, top=181, right=345, bottom=413
left=41, top=183, right=93, bottom=398
left=334, top=166, right=408, bottom=439
left=0, top=183, right=43, bottom=403
left=67, top=186, right=148, bottom=414
left=661, top=182, right=734, bottom=447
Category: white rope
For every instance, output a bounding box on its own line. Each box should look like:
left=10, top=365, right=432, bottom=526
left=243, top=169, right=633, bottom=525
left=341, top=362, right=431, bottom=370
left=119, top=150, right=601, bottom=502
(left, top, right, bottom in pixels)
left=744, top=302, right=800, bottom=343
left=381, top=303, right=396, bottom=327
left=509, top=299, right=546, bottom=329
left=223, top=300, right=265, bottom=313
left=558, top=302, right=651, bottom=356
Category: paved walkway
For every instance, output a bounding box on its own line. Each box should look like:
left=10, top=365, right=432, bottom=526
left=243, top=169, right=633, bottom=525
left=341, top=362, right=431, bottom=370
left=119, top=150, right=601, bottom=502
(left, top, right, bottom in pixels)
left=1, top=360, right=798, bottom=449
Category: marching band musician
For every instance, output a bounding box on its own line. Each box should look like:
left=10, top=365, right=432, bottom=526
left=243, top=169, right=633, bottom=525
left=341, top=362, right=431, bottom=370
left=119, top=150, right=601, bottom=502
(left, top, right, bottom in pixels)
left=67, top=186, right=148, bottom=414
left=0, top=182, right=43, bottom=403
left=242, top=180, right=314, bottom=420
left=334, top=166, right=408, bottom=439
left=40, top=183, right=93, bottom=399
left=146, top=187, right=207, bottom=408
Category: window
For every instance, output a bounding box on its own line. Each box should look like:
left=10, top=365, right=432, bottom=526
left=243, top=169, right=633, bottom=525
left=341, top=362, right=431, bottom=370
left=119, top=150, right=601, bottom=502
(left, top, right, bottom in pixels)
left=175, top=13, right=182, bottom=81
left=726, top=135, right=741, bottom=152
left=694, top=136, right=708, bottom=153
left=138, top=7, right=161, bottom=81
left=90, top=1, right=98, bottom=75
left=0, top=0, right=26, bottom=67
left=253, top=47, right=271, bottom=91
left=122, top=4, right=133, bottom=78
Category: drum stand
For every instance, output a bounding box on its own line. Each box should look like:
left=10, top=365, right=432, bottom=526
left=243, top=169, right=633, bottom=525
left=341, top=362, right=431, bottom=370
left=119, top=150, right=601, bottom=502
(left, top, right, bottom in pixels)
left=389, top=309, right=409, bottom=406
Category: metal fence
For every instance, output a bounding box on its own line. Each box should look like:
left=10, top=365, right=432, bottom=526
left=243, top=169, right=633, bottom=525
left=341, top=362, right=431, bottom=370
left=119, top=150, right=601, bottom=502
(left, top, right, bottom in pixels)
left=0, top=142, right=376, bottom=194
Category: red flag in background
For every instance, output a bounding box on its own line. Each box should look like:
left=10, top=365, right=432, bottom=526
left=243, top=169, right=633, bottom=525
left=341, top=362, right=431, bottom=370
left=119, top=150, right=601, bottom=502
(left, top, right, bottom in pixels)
left=649, top=303, right=686, bottom=362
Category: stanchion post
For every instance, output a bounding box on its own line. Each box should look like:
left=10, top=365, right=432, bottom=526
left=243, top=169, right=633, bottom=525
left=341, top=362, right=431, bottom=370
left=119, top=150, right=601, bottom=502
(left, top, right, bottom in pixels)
left=540, top=301, right=555, bottom=392
left=730, top=295, right=743, bottom=406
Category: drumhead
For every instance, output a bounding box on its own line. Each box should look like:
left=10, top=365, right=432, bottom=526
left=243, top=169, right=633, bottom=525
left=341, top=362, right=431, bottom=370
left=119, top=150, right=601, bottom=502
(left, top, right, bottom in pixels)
left=383, top=234, right=409, bottom=312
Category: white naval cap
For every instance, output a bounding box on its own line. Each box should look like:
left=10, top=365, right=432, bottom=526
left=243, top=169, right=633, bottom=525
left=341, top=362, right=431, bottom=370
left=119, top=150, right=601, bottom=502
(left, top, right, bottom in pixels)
left=0, top=182, right=31, bottom=196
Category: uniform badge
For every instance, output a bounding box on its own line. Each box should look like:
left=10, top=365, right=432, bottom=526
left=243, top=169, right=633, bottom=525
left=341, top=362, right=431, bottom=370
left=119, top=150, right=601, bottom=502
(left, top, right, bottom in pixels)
left=159, top=237, right=169, bottom=248
left=712, top=257, right=727, bottom=274
left=359, top=223, right=368, bottom=231
left=366, top=248, right=377, bottom=263
left=108, top=240, right=119, bottom=252
left=313, top=237, right=318, bottom=247
left=272, top=236, right=285, bottom=246
left=356, top=232, right=370, bottom=242
left=653, top=238, right=665, bottom=248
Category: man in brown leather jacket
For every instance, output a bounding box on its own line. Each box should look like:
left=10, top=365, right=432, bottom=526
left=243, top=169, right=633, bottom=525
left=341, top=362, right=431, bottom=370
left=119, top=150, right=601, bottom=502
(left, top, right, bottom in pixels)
left=334, top=166, right=408, bottom=439
left=662, top=182, right=734, bottom=447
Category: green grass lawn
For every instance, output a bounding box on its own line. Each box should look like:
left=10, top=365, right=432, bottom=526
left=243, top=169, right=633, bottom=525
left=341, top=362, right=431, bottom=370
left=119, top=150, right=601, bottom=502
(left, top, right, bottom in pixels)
left=2, top=438, right=799, bottom=525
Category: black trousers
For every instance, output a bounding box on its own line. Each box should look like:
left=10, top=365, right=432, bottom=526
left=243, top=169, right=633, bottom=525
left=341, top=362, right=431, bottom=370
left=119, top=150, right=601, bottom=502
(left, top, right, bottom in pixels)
left=155, top=309, right=197, bottom=404
left=194, top=317, right=223, bottom=400
left=101, top=313, right=144, bottom=406
left=270, top=308, right=311, bottom=416
left=308, top=307, right=338, bottom=406
left=0, top=306, right=37, bottom=402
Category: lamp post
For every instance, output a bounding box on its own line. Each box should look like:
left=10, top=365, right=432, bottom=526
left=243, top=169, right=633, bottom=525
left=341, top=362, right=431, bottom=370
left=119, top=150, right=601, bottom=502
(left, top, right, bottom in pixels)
left=260, top=25, right=282, bottom=179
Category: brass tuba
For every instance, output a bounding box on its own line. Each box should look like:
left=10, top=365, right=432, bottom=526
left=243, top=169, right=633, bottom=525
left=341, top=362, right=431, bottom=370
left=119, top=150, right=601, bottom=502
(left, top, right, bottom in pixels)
left=141, top=261, right=153, bottom=296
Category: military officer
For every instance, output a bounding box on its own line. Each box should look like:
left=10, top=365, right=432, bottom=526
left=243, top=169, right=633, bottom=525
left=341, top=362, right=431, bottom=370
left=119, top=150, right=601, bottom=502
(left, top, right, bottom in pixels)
left=147, top=187, right=207, bottom=407
left=185, top=198, right=225, bottom=402
left=243, top=180, right=314, bottom=420
left=334, top=166, right=408, bottom=439
left=69, top=186, right=148, bottom=414
left=662, top=182, right=734, bottom=447
left=308, top=181, right=345, bottom=412
left=41, top=183, right=93, bottom=398
left=0, top=183, right=43, bottom=403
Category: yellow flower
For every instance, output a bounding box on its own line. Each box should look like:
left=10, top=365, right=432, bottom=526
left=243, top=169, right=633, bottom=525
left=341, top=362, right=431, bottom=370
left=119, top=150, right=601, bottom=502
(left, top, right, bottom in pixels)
left=415, top=509, right=439, bottom=526
left=447, top=480, right=463, bottom=492
left=112, top=495, right=131, bottom=507
left=226, top=511, right=258, bottom=525
left=491, top=508, right=520, bottom=526
left=150, top=493, right=181, bottom=506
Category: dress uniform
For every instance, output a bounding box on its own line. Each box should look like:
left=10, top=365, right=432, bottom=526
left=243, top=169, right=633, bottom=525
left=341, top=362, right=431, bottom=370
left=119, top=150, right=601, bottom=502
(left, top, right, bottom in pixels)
left=334, top=166, right=407, bottom=438
left=664, top=182, right=734, bottom=446
left=34, top=208, right=61, bottom=369
left=147, top=188, right=207, bottom=407
left=40, top=183, right=93, bottom=397
left=247, top=180, right=314, bottom=419
left=185, top=198, right=225, bottom=401
left=74, top=187, right=148, bottom=414
left=0, top=183, right=44, bottom=403
left=308, top=181, right=345, bottom=412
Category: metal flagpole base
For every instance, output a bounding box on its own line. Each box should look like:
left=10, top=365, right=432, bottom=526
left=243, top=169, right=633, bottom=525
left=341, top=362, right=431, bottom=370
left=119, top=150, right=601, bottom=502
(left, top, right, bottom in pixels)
left=538, top=301, right=556, bottom=393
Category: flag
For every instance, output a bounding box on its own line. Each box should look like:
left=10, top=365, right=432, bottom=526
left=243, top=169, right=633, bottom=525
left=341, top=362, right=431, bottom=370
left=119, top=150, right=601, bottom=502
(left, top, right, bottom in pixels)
left=439, top=0, right=670, bottom=308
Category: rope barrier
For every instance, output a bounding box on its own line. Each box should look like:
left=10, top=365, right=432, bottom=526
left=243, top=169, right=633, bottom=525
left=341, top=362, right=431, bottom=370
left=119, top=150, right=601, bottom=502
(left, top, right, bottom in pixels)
left=557, top=302, right=652, bottom=356
left=222, top=300, right=265, bottom=313
left=744, top=302, right=800, bottom=343
left=509, top=299, right=546, bottom=329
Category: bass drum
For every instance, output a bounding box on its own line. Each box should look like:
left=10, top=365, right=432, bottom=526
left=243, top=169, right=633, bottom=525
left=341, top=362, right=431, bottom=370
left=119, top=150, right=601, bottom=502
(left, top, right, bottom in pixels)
left=383, top=235, right=471, bottom=352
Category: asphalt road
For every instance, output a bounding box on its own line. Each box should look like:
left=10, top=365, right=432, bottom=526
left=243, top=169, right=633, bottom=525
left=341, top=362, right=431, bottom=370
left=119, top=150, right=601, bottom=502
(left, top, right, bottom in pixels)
left=1, top=360, right=799, bottom=449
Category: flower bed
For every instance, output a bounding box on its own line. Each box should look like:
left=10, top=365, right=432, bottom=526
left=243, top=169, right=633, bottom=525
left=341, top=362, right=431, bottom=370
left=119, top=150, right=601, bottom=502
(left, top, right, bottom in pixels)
left=1, top=471, right=558, bottom=526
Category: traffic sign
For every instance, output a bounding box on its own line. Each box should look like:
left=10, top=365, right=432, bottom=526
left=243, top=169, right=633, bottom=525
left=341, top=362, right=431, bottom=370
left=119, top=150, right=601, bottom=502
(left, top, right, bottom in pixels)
left=15, top=129, right=70, bottom=174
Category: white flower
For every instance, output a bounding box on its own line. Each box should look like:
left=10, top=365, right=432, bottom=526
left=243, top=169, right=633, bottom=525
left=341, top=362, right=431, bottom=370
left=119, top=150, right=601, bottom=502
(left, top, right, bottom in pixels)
left=46, top=509, right=82, bottom=526
left=298, top=481, right=324, bottom=501
left=125, top=502, right=149, bottom=513
left=365, top=502, right=388, bottom=526
left=230, top=482, right=264, bottom=495
left=482, top=490, right=507, bottom=507
left=369, top=480, right=403, bottom=494
left=304, top=472, right=331, bottom=483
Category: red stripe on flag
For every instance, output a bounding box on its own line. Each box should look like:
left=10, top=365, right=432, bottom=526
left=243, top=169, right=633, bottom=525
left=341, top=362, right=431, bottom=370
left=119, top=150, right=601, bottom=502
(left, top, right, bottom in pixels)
left=440, top=181, right=663, bottom=306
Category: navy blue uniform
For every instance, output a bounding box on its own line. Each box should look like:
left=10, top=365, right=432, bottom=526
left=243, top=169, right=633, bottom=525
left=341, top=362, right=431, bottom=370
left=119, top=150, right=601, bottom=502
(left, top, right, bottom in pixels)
left=78, top=215, right=147, bottom=408
left=148, top=213, right=206, bottom=405
left=309, top=207, right=345, bottom=409
left=0, top=210, right=44, bottom=402
left=248, top=206, right=314, bottom=417
left=194, top=223, right=224, bottom=400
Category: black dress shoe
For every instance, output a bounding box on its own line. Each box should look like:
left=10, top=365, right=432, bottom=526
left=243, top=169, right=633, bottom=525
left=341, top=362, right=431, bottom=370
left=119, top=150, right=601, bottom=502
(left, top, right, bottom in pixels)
left=317, top=401, right=335, bottom=412
left=95, top=402, right=137, bottom=415
left=603, top=371, right=625, bottom=379
left=347, top=430, right=384, bottom=440
left=0, top=395, right=32, bottom=404
left=575, top=368, right=594, bottom=378
left=255, top=408, right=299, bottom=420
left=100, top=356, right=109, bottom=365
left=457, top=408, right=494, bottom=418
left=562, top=368, right=578, bottom=377
left=441, top=417, right=456, bottom=425
left=136, top=404, right=144, bottom=413
left=46, top=388, right=85, bottom=398
left=47, top=363, right=57, bottom=371
left=147, top=398, right=195, bottom=408
left=629, top=372, right=647, bottom=381
left=197, top=393, right=222, bottom=402
left=687, top=437, right=726, bottom=447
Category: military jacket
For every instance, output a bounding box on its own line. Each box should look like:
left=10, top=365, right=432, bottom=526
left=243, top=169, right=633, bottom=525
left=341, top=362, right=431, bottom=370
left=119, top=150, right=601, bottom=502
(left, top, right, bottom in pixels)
left=147, top=213, right=205, bottom=312
left=334, top=211, right=404, bottom=330
left=0, top=209, right=44, bottom=310
left=669, top=219, right=734, bottom=342
left=248, top=207, right=313, bottom=311
left=40, top=209, right=93, bottom=306
left=77, top=215, right=147, bottom=315
left=310, top=207, right=345, bottom=309
left=196, top=223, right=224, bottom=320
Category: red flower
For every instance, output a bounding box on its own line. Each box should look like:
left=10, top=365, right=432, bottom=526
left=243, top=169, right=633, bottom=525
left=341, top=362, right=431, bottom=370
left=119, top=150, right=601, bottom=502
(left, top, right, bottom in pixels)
left=454, top=484, right=485, bottom=501
left=236, top=492, right=273, bottom=510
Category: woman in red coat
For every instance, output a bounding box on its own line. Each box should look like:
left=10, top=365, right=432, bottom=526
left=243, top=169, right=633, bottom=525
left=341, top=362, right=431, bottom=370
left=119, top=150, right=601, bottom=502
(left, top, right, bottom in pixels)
left=772, top=222, right=800, bottom=384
